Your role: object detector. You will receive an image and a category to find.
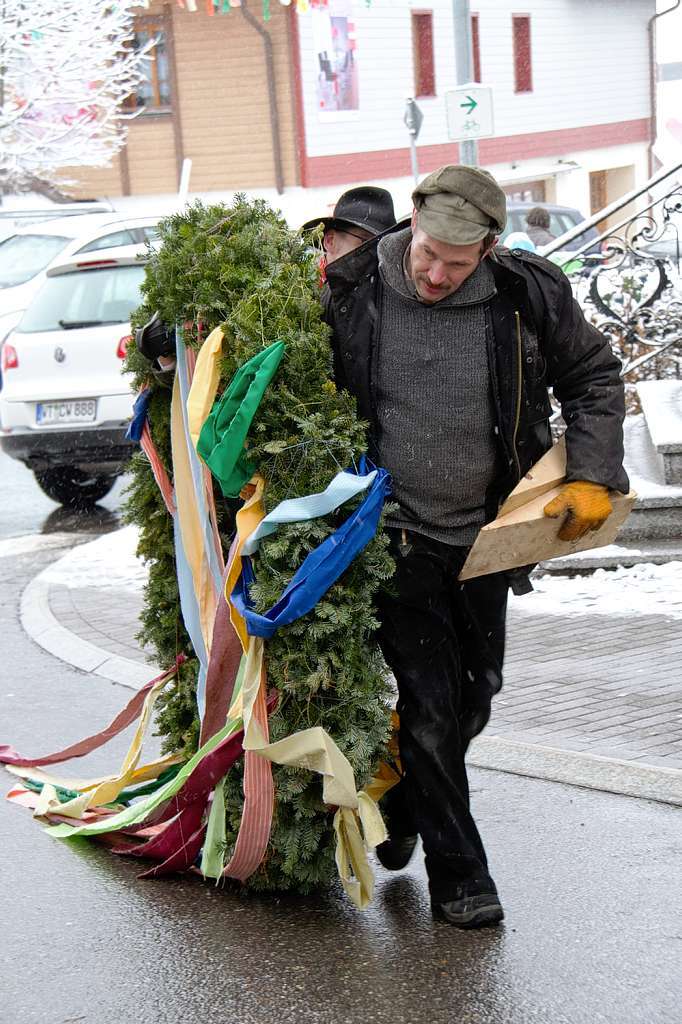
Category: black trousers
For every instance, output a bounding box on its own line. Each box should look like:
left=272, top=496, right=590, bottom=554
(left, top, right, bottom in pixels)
left=376, top=528, right=508, bottom=903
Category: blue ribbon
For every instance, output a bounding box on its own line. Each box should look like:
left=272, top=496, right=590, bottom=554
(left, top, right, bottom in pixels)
left=230, top=459, right=391, bottom=638
left=125, top=387, right=152, bottom=442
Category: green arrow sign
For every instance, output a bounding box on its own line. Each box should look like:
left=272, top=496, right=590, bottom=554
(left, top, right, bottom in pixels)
left=460, top=95, right=477, bottom=115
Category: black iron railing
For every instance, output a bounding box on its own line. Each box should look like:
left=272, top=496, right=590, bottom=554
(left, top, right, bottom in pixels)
left=540, top=163, right=682, bottom=412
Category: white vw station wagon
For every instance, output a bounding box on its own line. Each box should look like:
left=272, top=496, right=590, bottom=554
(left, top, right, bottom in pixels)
left=0, top=245, right=148, bottom=506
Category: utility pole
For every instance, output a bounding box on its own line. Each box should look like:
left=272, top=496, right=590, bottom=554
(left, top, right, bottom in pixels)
left=452, top=0, right=478, bottom=166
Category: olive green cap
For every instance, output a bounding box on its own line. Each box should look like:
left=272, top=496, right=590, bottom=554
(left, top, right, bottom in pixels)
left=412, top=164, right=507, bottom=245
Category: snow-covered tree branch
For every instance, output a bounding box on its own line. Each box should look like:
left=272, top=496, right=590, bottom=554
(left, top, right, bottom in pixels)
left=0, top=0, right=154, bottom=192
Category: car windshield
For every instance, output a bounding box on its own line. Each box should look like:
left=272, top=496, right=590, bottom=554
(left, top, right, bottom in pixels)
left=17, top=264, right=147, bottom=333
left=0, top=233, right=71, bottom=287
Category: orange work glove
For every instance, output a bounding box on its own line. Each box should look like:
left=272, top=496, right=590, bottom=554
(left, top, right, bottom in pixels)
left=543, top=481, right=613, bottom=542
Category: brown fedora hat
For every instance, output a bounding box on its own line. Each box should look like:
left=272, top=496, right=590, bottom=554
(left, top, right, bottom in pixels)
left=301, top=186, right=396, bottom=237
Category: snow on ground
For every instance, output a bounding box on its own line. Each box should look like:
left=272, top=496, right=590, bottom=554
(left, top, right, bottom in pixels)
left=40, top=525, right=682, bottom=620
left=511, top=561, right=682, bottom=619
left=41, top=524, right=146, bottom=592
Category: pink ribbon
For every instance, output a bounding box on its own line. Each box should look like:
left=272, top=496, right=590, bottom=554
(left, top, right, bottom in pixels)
left=0, top=660, right=183, bottom=769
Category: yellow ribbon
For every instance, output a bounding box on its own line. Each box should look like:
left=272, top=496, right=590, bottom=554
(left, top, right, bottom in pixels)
left=362, top=758, right=401, bottom=806
left=363, top=710, right=402, bottom=804
left=224, top=474, right=265, bottom=651
left=186, top=326, right=225, bottom=450
left=334, top=796, right=387, bottom=909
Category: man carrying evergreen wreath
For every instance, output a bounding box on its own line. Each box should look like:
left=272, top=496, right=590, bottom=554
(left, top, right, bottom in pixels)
left=323, top=164, right=628, bottom=929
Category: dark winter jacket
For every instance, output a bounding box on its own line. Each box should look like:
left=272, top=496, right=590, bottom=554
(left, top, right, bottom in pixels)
left=324, top=231, right=629, bottom=525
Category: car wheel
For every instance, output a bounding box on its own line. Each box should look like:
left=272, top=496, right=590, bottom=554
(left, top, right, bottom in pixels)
left=34, top=467, right=118, bottom=507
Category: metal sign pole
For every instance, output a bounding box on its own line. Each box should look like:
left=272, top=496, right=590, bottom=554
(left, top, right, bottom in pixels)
left=409, top=136, right=419, bottom=185
left=452, top=0, right=478, bottom=166
left=404, top=98, right=424, bottom=184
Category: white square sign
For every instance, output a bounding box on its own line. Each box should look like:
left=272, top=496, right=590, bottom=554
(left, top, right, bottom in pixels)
left=445, top=85, right=495, bottom=142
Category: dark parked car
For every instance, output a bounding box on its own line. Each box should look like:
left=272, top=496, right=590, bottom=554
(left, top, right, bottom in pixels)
left=640, top=235, right=681, bottom=265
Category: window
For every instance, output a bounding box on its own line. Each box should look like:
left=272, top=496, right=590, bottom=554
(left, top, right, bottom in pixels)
left=0, top=234, right=70, bottom=287
left=125, top=20, right=171, bottom=112
left=471, top=14, right=481, bottom=83
left=512, top=15, right=532, bottom=93
left=140, top=225, right=160, bottom=244
left=76, top=230, right=136, bottom=254
left=18, top=266, right=147, bottom=333
left=503, top=181, right=546, bottom=205
left=412, top=12, right=436, bottom=98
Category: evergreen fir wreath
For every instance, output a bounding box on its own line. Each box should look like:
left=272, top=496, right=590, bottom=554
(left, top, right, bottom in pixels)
left=124, top=197, right=395, bottom=894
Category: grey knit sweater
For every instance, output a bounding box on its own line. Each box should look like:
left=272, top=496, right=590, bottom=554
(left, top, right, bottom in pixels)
left=375, top=227, right=501, bottom=546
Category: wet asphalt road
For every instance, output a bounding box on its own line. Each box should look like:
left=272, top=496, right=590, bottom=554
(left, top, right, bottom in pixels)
left=0, top=449, right=126, bottom=540
left=1, top=454, right=681, bottom=1024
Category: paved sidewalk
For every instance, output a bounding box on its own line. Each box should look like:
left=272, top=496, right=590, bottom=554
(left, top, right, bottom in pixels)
left=24, top=529, right=682, bottom=780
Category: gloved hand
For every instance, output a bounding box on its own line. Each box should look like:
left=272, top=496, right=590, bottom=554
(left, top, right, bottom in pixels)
left=543, top=481, right=613, bottom=541
left=135, top=311, right=175, bottom=363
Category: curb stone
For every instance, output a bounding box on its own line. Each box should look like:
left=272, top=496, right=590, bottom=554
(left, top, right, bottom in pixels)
left=21, top=571, right=158, bottom=691
left=469, top=735, right=682, bottom=807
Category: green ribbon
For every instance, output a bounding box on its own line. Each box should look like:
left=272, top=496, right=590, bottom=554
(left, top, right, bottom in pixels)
left=200, top=776, right=228, bottom=878
left=21, top=778, right=80, bottom=802
left=117, top=763, right=185, bottom=803
left=197, top=340, right=286, bottom=498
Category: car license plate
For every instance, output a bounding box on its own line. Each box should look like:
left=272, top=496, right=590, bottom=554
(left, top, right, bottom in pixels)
left=36, top=399, right=97, bottom=425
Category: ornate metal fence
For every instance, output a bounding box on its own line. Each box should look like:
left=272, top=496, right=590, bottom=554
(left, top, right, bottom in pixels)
left=542, top=166, right=682, bottom=413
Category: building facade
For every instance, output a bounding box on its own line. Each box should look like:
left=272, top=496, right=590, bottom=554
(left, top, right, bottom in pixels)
left=68, top=0, right=300, bottom=197
left=71, top=0, right=657, bottom=225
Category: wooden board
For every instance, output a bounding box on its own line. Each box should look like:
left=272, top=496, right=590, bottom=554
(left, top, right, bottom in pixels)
left=458, top=441, right=637, bottom=580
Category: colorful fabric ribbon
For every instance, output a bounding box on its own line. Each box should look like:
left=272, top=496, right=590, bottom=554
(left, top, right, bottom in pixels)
left=125, top=384, right=175, bottom=514
left=175, top=332, right=225, bottom=597
left=2, top=327, right=392, bottom=909
left=140, top=421, right=176, bottom=515
left=219, top=637, right=386, bottom=908
left=0, top=661, right=181, bottom=769
left=241, top=464, right=378, bottom=555
left=197, top=340, right=286, bottom=497
left=186, top=326, right=225, bottom=450
left=170, top=330, right=229, bottom=719
left=126, top=387, right=152, bottom=442
left=44, top=716, right=245, bottom=841
left=230, top=460, right=390, bottom=638
left=8, top=672, right=181, bottom=819
left=224, top=474, right=266, bottom=651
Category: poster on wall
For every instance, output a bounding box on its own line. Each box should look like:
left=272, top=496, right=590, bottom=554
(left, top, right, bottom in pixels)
left=312, top=0, right=359, bottom=118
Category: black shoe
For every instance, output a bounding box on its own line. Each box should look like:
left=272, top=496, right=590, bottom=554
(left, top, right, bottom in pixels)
left=432, top=882, right=504, bottom=930
left=375, top=833, right=418, bottom=871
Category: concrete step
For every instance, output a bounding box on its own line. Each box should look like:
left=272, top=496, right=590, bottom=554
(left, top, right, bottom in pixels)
left=539, top=539, right=682, bottom=575
left=619, top=414, right=682, bottom=541
left=637, top=380, right=682, bottom=485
